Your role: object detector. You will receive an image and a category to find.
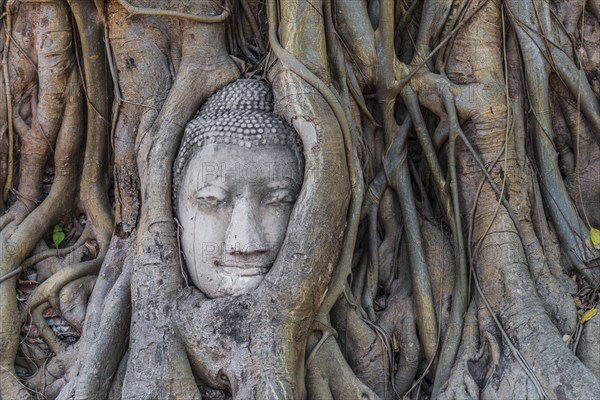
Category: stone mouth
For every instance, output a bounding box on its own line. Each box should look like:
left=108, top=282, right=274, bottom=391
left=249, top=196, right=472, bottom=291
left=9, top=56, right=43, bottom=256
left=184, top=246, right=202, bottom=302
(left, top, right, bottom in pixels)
left=214, top=260, right=272, bottom=276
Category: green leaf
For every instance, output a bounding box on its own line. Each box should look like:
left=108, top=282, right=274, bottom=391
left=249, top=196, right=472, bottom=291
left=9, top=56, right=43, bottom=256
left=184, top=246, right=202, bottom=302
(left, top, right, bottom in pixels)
left=52, top=225, right=66, bottom=248
left=591, top=227, right=600, bottom=249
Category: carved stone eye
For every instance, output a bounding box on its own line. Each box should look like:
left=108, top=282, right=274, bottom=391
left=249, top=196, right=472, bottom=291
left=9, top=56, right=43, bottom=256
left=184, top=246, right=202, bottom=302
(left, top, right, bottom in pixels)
left=264, top=189, right=296, bottom=205
left=195, top=186, right=229, bottom=209
left=197, top=196, right=227, bottom=208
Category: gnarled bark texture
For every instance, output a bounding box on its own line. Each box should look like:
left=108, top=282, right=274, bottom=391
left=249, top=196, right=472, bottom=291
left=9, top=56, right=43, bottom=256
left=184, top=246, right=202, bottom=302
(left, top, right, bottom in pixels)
left=0, top=0, right=599, bottom=399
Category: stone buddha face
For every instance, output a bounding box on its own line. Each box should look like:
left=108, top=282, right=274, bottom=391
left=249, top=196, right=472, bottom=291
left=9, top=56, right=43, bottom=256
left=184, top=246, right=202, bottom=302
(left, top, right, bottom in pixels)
left=173, top=80, right=303, bottom=298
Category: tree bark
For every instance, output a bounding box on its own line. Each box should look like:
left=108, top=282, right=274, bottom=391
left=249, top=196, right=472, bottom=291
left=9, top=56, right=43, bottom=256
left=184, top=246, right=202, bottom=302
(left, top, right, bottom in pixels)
left=0, top=0, right=598, bottom=399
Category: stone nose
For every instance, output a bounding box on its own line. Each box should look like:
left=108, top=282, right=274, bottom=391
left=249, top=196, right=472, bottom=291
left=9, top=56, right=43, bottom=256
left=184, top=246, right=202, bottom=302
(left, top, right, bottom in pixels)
left=224, top=197, right=268, bottom=255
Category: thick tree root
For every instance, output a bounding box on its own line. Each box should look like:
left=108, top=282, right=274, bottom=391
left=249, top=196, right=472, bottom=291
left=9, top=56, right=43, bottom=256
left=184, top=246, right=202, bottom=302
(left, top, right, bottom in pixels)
left=1, top=15, right=84, bottom=394
left=3, top=1, right=600, bottom=399
left=74, top=261, right=132, bottom=400
left=306, top=335, right=380, bottom=400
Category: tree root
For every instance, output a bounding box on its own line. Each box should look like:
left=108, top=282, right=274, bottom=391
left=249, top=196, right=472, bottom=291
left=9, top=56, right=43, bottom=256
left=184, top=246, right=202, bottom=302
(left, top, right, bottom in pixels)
left=505, top=0, right=600, bottom=283
left=31, top=302, right=64, bottom=356
left=0, top=238, right=89, bottom=285
left=576, top=309, right=600, bottom=379
left=74, top=261, right=132, bottom=400
left=383, top=92, right=438, bottom=365
left=25, top=255, right=104, bottom=311
left=378, top=276, right=421, bottom=398
left=437, top=300, right=480, bottom=400
left=26, top=344, right=77, bottom=400
left=331, top=295, right=389, bottom=397
left=306, top=335, right=380, bottom=400
left=68, top=0, right=113, bottom=251
left=1, top=1, right=597, bottom=399
left=59, top=275, right=96, bottom=329
left=53, top=235, right=132, bottom=399
left=267, top=0, right=363, bottom=319
left=1, top=0, right=14, bottom=202
left=117, top=0, right=230, bottom=23
left=1, top=14, right=84, bottom=394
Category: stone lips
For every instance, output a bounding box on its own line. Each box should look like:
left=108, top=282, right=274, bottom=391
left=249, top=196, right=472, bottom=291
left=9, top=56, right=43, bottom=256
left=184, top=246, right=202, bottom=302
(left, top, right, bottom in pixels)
left=173, top=79, right=303, bottom=203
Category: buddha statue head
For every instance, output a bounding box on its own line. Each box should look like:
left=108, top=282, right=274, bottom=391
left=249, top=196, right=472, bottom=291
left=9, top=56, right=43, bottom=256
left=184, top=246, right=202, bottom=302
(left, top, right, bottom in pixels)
left=173, top=79, right=304, bottom=298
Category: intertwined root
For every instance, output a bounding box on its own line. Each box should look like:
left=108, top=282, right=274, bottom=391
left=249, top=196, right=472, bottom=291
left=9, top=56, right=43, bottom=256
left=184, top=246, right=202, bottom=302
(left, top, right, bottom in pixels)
left=0, top=1, right=111, bottom=398
left=2, top=0, right=600, bottom=399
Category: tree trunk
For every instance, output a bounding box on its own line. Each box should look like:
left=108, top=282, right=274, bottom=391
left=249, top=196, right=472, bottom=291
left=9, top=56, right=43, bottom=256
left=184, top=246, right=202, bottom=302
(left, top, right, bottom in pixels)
left=0, top=0, right=599, bottom=399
